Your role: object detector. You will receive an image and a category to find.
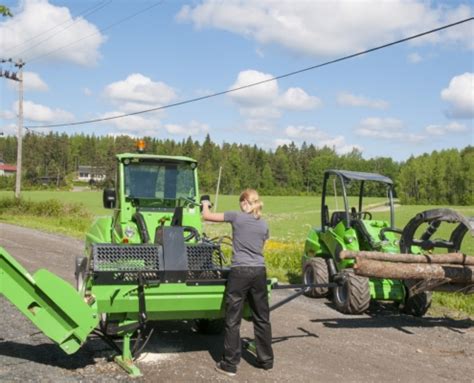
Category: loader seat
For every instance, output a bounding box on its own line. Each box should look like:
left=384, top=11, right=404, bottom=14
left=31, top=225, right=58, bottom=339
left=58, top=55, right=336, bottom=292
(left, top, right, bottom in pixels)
left=330, top=211, right=347, bottom=227
left=352, top=219, right=385, bottom=250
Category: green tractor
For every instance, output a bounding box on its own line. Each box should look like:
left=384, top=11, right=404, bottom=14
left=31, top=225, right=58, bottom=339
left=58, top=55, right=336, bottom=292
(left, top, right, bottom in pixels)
left=72, top=150, right=236, bottom=375
left=302, top=169, right=473, bottom=316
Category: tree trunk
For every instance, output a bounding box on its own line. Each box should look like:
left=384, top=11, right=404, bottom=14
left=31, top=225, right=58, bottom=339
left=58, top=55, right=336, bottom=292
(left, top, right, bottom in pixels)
left=353, top=258, right=474, bottom=283
left=340, top=250, right=474, bottom=265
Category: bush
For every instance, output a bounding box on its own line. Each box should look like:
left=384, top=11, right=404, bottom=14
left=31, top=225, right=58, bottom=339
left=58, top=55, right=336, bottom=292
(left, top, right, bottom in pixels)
left=0, top=197, right=91, bottom=219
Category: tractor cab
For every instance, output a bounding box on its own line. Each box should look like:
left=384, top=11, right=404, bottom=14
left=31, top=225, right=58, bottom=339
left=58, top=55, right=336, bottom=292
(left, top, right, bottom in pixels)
left=98, top=153, right=202, bottom=246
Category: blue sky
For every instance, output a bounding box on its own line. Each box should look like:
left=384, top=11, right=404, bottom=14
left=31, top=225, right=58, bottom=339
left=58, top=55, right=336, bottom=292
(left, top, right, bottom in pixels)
left=0, top=0, right=472, bottom=161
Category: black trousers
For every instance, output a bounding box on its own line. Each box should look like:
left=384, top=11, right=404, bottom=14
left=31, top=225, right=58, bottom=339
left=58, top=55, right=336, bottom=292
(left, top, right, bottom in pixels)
left=221, top=266, right=274, bottom=371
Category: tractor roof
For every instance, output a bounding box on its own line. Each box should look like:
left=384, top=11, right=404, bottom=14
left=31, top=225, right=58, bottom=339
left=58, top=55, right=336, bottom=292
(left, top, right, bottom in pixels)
left=324, top=169, right=393, bottom=185
left=117, top=153, right=197, bottom=163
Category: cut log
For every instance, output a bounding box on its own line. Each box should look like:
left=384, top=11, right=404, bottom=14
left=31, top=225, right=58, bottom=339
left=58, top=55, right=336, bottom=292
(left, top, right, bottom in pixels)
left=340, top=250, right=474, bottom=265
left=353, top=258, right=474, bottom=283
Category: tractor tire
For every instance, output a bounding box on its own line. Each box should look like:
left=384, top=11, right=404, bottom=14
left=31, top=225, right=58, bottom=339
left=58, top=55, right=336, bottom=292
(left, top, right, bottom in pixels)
left=402, top=282, right=432, bottom=317
left=194, top=319, right=225, bottom=334
left=333, top=270, right=370, bottom=314
left=303, top=257, right=330, bottom=298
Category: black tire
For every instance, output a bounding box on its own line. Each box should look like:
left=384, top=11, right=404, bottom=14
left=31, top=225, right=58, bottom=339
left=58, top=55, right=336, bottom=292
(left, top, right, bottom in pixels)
left=303, top=258, right=329, bottom=298
left=333, top=270, right=370, bottom=314
left=402, top=282, right=432, bottom=317
left=194, top=319, right=225, bottom=334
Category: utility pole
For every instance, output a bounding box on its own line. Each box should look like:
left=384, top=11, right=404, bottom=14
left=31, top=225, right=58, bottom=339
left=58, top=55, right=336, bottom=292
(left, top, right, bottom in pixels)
left=214, top=166, right=222, bottom=212
left=15, top=59, right=24, bottom=199
left=0, top=58, right=24, bottom=198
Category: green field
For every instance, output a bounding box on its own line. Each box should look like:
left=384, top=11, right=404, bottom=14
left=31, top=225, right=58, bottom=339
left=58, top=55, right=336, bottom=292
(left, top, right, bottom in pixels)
left=0, top=190, right=473, bottom=316
left=3, top=190, right=471, bottom=241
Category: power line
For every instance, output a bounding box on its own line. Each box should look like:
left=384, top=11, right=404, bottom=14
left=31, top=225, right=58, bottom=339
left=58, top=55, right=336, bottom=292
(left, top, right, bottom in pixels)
left=26, top=16, right=473, bottom=130
left=26, top=1, right=164, bottom=64
left=9, top=0, right=113, bottom=59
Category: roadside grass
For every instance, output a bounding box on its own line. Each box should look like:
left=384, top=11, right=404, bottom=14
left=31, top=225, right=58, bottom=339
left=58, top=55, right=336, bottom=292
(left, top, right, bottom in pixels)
left=0, top=191, right=473, bottom=316
left=0, top=196, right=92, bottom=238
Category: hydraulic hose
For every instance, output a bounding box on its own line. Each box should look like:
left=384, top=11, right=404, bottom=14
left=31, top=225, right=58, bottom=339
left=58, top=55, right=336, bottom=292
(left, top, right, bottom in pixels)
left=132, top=212, right=150, bottom=244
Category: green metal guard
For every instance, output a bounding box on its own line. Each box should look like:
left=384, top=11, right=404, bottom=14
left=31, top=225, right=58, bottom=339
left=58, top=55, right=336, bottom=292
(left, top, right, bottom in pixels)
left=0, top=247, right=99, bottom=354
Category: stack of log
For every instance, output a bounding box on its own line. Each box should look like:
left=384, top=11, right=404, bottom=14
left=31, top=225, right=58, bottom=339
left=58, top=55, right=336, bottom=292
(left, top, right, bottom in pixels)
left=340, top=251, right=474, bottom=284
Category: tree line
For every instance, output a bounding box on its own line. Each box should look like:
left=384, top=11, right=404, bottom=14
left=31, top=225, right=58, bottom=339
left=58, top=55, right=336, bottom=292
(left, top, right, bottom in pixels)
left=0, top=133, right=471, bottom=205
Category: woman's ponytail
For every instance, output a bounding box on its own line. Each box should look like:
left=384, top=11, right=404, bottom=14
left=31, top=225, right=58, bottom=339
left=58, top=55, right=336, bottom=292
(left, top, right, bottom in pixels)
left=240, top=189, right=263, bottom=219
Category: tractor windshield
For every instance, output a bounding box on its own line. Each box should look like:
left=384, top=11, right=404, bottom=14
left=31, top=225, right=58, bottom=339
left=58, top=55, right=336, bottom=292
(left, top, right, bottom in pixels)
left=124, top=161, right=196, bottom=206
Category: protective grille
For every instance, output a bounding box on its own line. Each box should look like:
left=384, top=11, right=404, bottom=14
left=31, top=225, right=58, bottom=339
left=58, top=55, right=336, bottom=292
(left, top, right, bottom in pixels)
left=186, top=244, right=216, bottom=270
left=93, top=244, right=161, bottom=272
left=186, top=243, right=223, bottom=280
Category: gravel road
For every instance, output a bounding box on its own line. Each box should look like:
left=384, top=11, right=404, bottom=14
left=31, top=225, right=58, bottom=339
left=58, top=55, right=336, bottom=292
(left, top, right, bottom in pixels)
left=0, top=223, right=473, bottom=382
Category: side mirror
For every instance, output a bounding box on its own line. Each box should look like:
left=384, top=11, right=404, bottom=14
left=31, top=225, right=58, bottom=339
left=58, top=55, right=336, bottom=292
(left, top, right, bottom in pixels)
left=103, top=188, right=116, bottom=209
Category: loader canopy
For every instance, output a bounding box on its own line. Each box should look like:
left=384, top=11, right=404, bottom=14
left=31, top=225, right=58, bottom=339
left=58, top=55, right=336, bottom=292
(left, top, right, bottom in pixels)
left=321, top=169, right=396, bottom=230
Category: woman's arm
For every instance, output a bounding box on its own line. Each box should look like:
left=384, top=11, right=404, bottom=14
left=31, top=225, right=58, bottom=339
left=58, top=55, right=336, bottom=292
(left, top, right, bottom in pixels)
left=201, top=201, right=225, bottom=222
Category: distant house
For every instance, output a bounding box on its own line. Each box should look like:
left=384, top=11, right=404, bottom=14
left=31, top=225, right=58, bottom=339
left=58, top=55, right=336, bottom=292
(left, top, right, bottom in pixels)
left=0, top=159, right=16, bottom=176
left=77, top=165, right=106, bottom=182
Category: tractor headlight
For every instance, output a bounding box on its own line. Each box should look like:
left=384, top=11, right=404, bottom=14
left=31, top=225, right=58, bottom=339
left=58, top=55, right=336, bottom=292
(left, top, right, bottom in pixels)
left=344, top=235, right=355, bottom=244
left=124, top=226, right=135, bottom=238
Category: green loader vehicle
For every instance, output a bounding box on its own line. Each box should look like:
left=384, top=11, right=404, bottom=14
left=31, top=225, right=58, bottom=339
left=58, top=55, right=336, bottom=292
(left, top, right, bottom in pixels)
left=302, top=169, right=473, bottom=316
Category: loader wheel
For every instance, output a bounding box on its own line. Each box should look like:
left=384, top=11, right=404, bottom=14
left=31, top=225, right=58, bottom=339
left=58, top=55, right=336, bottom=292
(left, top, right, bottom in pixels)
left=194, top=319, right=225, bottom=334
left=303, top=258, right=329, bottom=298
left=402, top=281, right=432, bottom=317
left=333, top=270, right=370, bottom=314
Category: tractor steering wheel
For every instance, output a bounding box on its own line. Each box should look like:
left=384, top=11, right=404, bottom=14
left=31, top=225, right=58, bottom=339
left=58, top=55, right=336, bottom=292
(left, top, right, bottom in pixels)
left=178, top=196, right=200, bottom=208
left=183, top=226, right=200, bottom=241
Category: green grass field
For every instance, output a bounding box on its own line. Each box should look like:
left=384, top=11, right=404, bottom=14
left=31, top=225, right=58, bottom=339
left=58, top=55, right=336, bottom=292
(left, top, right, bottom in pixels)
left=1, top=190, right=473, bottom=316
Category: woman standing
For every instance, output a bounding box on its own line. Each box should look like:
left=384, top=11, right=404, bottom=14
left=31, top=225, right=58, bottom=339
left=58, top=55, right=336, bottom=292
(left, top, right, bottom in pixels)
left=201, top=189, right=274, bottom=377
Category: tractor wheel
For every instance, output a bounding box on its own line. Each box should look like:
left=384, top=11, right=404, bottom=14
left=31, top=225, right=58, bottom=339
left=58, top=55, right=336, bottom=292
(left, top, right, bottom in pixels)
left=303, top=258, right=329, bottom=298
left=194, top=319, right=225, bottom=334
left=333, top=270, right=370, bottom=314
left=402, top=282, right=432, bottom=317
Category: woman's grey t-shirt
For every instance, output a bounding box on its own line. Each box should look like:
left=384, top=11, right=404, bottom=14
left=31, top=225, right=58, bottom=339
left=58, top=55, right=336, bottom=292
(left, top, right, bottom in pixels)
left=224, top=211, right=269, bottom=267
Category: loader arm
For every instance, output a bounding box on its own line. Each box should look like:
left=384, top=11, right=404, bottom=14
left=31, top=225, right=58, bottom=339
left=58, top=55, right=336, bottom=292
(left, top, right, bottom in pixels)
left=0, top=247, right=99, bottom=354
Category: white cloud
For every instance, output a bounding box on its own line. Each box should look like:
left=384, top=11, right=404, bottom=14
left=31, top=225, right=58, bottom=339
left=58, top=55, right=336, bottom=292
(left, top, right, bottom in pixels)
left=278, top=125, right=362, bottom=154
left=240, top=106, right=281, bottom=119
left=100, top=111, right=159, bottom=136
left=441, top=72, right=474, bottom=118
left=244, top=119, right=274, bottom=132
left=0, top=110, right=15, bottom=120
left=107, top=132, right=138, bottom=139
left=229, top=70, right=278, bottom=105
left=228, top=70, right=320, bottom=122
left=356, top=117, right=425, bottom=143
left=7, top=71, right=48, bottom=92
left=277, top=87, right=322, bottom=110
left=0, top=0, right=106, bottom=65
left=104, top=73, right=177, bottom=109
left=0, top=123, right=17, bottom=136
left=177, top=1, right=473, bottom=57
left=337, top=92, right=388, bottom=109
left=164, top=120, right=209, bottom=136
left=425, top=122, right=468, bottom=136
left=407, top=52, right=423, bottom=63
left=82, top=87, right=92, bottom=96
left=14, top=100, right=74, bottom=123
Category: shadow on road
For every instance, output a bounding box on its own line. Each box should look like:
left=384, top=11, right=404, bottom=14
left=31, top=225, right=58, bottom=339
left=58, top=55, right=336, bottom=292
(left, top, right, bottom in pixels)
left=312, top=302, right=473, bottom=335
left=0, top=340, right=101, bottom=369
